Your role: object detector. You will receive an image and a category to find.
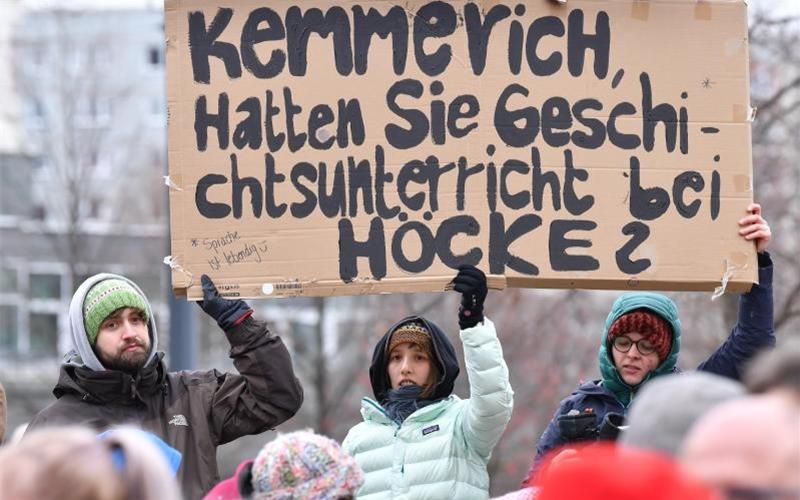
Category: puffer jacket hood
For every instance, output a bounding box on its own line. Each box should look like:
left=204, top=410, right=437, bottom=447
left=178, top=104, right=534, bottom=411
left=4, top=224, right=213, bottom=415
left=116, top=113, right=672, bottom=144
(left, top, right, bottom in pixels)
left=598, top=292, right=682, bottom=406
left=369, top=316, right=460, bottom=403
left=68, top=273, right=159, bottom=372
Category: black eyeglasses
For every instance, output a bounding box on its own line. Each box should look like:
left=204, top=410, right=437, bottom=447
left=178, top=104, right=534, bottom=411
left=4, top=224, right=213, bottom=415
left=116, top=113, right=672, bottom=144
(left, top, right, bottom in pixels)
left=611, top=336, right=657, bottom=356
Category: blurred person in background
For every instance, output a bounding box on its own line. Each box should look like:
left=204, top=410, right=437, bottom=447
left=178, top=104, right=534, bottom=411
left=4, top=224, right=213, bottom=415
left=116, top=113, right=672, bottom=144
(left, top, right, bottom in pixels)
left=618, top=372, right=745, bottom=456
left=342, top=265, right=514, bottom=499
left=0, top=425, right=182, bottom=500
left=534, top=443, right=716, bottom=500
left=681, top=393, right=800, bottom=499
left=745, top=336, right=800, bottom=400
left=204, top=430, right=364, bottom=500
left=99, top=426, right=183, bottom=477
left=524, top=203, right=774, bottom=482
left=26, top=273, right=304, bottom=498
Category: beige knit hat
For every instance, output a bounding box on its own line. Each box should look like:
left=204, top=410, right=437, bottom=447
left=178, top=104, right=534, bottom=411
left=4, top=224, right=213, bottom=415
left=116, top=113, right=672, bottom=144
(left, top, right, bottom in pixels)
left=387, top=321, right=433, bottom=358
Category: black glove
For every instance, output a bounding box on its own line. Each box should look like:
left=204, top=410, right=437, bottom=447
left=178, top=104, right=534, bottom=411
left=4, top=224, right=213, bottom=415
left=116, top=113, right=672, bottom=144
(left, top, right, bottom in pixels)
left=451, top=265, right=487, bottom=329
left=197, top=274, right=253, bottom=331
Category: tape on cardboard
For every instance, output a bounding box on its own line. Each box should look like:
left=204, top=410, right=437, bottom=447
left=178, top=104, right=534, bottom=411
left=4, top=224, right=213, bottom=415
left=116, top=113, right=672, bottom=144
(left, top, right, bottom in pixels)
left=163, top=175, right=183, bottom=191
left=733, top=104, right=748, bottom=122
left=711, top=259, right=742, bottom=300
left=631, top=1, right=649, bottom=21
left=163, top=255, right=193, bottom=282
left=694, top=1, right=712, bottom=21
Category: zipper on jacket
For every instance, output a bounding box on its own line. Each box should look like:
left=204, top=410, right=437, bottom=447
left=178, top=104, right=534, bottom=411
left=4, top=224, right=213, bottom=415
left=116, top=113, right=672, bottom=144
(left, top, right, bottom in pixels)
left=364, top=398, right=400, bottom=428
left=627, top=389, right=634, bottom=408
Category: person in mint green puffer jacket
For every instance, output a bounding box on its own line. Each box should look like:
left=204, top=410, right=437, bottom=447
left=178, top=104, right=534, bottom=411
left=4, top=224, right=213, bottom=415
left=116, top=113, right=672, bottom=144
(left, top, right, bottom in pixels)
left=342, top=266, right=514, bottom=500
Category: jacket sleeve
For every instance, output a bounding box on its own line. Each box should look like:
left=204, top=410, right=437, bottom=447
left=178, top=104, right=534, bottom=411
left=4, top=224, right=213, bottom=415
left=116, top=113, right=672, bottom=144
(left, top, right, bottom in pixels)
left=459, top=317, right=514, bottom=462
left=697, top=252, right=775, bottom=380
left=209, top=316, right=304, bottom=445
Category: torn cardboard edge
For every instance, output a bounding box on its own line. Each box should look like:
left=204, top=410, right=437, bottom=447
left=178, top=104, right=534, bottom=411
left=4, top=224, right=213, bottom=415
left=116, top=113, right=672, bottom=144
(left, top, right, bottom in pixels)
left=175, top=274, right=507, bottom=300
left=172, top=273, right=753, bottom=301
left=163, top=175, right=183, bottom=191
left=711, top=258, right=745, bottom=300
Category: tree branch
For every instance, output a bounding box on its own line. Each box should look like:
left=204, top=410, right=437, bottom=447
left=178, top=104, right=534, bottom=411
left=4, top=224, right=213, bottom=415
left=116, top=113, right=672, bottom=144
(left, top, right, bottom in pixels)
left=753, top=75, right=800, bottom=115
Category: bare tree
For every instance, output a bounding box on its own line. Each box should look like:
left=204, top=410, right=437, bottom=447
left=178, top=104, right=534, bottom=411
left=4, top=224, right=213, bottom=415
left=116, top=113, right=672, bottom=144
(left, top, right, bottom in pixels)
left=747, top=5, right=800, bottom=334
left=11, top=8, right=165, bottom=289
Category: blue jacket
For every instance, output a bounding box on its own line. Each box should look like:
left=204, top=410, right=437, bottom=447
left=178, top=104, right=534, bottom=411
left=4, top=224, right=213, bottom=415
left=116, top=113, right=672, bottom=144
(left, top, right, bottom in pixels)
left=527, top=253, right=775, bottom=479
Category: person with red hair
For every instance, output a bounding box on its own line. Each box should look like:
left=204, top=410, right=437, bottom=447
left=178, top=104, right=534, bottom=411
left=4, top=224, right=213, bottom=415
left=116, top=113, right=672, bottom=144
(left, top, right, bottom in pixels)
left=524, top=203, right=774, bottom=483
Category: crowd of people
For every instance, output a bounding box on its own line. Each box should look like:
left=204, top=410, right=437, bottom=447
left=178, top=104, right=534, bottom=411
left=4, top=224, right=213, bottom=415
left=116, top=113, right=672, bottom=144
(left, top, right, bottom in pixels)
left=0, top=204, right=797, bottom=500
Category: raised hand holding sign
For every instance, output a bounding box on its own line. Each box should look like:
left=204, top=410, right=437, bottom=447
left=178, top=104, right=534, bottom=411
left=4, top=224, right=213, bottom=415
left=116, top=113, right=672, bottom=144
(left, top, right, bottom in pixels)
left=197, top=274, right=253, bottom=331
left=450, top=265, right=488, bottom=329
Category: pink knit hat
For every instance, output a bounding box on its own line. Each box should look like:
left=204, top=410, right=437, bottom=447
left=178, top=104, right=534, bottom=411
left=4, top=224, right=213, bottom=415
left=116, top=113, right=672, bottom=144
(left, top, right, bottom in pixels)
left=250, top=431, right=364, bottom=500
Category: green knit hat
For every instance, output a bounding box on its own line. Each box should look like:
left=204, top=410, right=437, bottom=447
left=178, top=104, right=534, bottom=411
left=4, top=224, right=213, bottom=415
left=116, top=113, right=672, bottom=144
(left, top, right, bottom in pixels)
left=83, top=279, right=149, bottom=345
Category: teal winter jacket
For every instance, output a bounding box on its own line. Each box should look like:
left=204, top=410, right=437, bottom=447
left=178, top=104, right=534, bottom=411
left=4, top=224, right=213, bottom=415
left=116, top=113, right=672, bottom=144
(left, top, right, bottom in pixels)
left=342, top=318, right=514, bottom=500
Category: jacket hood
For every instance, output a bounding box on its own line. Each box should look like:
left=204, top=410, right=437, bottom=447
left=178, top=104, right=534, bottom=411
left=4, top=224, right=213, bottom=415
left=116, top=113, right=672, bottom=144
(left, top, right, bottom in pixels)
left=369, top=316, right=460, bottom=403
left=68, top=273, right=159, bottom=372
left=598, top=293, right=682, bottom=405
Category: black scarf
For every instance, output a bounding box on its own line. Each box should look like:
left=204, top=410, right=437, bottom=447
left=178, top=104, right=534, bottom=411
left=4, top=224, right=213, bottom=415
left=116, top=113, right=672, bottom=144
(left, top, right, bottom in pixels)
left=382, top=384, right=438, bottom=424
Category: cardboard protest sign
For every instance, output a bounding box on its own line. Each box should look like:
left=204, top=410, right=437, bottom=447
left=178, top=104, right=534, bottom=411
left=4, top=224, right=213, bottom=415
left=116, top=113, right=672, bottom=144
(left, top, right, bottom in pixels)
left=165, top=0, right=757, bottom=299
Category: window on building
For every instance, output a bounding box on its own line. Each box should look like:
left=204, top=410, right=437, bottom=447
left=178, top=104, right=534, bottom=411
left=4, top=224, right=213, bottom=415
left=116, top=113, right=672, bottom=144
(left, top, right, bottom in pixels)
left=151, top=96, right=164, bottom=118
left=88, top=198, right=102, bottom=219
left=90, top=97, right=111, bottom=122
left=88, top=46, right=111, bottom=70
left=30, top=44, right=45, bottom=67
left=89, top=147, right=100, bottom=167
left=29, top=273, right=61, bottom=300
left=31, top=204, right=46, bottom=220
left=28, top=98, right=44, bottom=119
left=148, top=46, right=162, bottom=66
left=29, top=312, right=59, bottom=356
left=0, top=305, right=18, bottom=353
left=290, top=321, right=315, bottom=355
left=150, top=148, right=163, bottom=166
left=0, top=267, right=18, bottom=292
left=129, top=273, right=161, bottom=298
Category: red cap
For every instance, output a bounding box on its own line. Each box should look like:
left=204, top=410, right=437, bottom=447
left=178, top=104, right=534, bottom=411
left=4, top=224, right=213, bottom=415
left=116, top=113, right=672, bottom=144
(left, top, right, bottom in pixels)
left=536, top=444, right=717, bottom=500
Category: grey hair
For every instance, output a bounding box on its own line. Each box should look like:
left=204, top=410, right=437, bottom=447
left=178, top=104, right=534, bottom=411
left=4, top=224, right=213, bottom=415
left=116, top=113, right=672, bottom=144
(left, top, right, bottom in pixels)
left=745, top=338, right=800, bottom=395
left=619, top=372, right=745, bottom=456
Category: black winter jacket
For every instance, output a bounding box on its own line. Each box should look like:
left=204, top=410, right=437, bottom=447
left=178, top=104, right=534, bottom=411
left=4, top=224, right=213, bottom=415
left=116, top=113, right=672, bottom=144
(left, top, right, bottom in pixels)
left=27, top=317, right=303, bottom=500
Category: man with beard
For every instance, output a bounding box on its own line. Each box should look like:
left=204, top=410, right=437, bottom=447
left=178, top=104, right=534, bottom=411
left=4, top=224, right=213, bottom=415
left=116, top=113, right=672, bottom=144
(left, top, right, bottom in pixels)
left=27, top=273, right=304, bottom=499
